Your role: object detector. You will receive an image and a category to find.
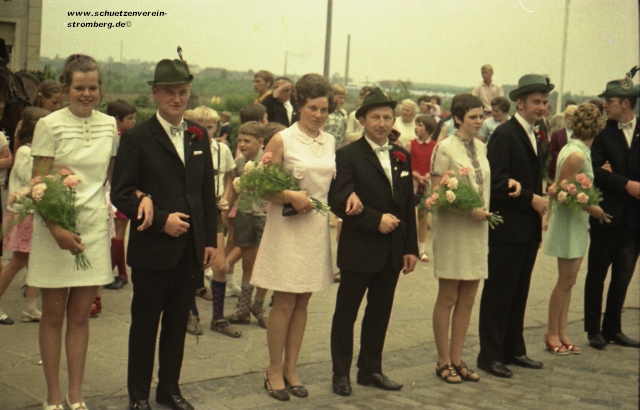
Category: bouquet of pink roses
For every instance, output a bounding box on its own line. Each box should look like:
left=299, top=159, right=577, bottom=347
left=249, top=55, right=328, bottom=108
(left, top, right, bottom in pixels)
left=7, top=167, right=91, bottom=270
left=419, top=167, right=504, bottom=229
left=233, top=152, right=331, bottom=216
left=547, top=173, right=611, bottom=223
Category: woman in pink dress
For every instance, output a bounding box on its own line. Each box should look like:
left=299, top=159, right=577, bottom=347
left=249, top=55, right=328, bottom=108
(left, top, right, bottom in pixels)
left=251, top=73, right=361, bottom=401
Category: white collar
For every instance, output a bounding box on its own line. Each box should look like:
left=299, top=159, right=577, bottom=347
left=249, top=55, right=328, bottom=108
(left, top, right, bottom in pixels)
left=156, top=112, right=185, bottom=135
left=515, top=112, right=534, bottom=134
left=415, top=138, right=432, bottom=145
left=364, top=134, right=390, bottom=151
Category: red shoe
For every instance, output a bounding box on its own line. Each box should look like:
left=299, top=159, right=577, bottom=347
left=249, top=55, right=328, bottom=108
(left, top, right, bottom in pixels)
left=544, top=337, right=569, bottom=355
left=93, top=297, right=102, bottom=313
left=563, top=343, right=581, bottom=354
left=89, top=303, right=99, bottom=318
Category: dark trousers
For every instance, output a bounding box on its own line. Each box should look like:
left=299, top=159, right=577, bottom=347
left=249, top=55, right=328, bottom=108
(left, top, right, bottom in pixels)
left=584, top=210, right=640, bottom=334
left=331, top=258, right=400, bottom=376
left=127, top=233, right=198, bottom=400
left=478, top=237, right=539, bottom=362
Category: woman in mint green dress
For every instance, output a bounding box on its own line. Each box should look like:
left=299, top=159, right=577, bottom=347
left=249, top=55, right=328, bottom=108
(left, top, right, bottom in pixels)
left=543, top=103, right=606, bottom=355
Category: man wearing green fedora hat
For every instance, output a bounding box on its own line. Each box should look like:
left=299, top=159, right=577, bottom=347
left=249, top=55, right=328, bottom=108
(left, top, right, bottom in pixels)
left=478, top=74, right=552, bottom=378
left=583, top=72, right=640, bottom=349
left=329, top=88, right=418, bottom=395
left=112, top=57, right=217, bottom=410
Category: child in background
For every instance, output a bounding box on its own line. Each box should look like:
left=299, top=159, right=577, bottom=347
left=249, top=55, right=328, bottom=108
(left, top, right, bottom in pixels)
left=217, top=111, right=232, bottom=145
left=225, top=121, right=268, bottom=328
left=406, top=114, right=438, bottom=262
left=185, top=106, right=241, bottom=337
left=0, top=107, right=50, bottom=325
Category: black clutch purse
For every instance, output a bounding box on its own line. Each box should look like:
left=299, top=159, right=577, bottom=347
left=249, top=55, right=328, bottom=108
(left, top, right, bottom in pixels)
left=282, top=204, right=299, bottom=217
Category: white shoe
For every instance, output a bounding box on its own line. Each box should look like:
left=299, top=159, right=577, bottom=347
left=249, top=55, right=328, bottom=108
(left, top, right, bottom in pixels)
left=65, top=393, right=88, bottom=410
left=226, top=274, right=241, bottom=297
left=42, top=400, right=63, bottom=410
left=21, top=310, right=42, bottom=322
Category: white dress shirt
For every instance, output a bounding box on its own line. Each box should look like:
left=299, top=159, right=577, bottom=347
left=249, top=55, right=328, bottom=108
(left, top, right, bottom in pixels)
left=620, top=117, right=636, bottom=148
left=514, top=112, right=538, bottom=155
left=156, top=112, right=185, bottom=164
left=364, top=134, right=393, bottom=190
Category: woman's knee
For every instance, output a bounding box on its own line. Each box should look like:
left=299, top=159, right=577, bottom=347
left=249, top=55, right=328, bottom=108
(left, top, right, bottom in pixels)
left=293, top=293, right=312, bottom=312
left=66, top=307, right=90, bottom=328
left=274, top=292, right=297, bottom=312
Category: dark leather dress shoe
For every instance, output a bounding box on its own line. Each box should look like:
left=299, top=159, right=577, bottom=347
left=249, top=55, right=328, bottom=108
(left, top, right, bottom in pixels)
left=155, top=394, right=194, bottom=410
left=504, top=355, right=543, bottom=369
left=588, top=332, right=608, bottom=349
left=602, top=332, right=640, bottom=348
left=104, top=277, right=124, bottom=290
left=476, top=359, right=512, bottom=378
left=332, top=375, right=352, bottom=396
left=129, top=398, right=152, bottom=410
left=356, top=371, right=403, bottom=391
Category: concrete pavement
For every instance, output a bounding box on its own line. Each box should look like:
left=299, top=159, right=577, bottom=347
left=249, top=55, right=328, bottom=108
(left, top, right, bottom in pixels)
left=0, top=231, right=638, bottom=409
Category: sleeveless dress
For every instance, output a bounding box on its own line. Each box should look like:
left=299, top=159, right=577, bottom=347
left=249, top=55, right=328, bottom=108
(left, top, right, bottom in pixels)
left=430, top=135, right=490, bottom=280
left=251, top=123, right=335, bottom=293
left=543, top=139, right=593, bottom=259
left=27, top=108, right=117, bottom=288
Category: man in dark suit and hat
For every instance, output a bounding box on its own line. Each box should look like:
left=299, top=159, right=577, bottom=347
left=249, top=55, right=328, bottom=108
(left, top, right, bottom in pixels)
left=112, top=57, right=217, bottom=410
left=477, top=74, right=552, bottom=378
left=584, top=70, right=640, bottom=349
left=328, top=88, right=418, bottom=396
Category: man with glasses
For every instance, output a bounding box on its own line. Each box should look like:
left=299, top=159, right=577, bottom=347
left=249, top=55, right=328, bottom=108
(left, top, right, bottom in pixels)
left=584, top=74, right=640, bottom=349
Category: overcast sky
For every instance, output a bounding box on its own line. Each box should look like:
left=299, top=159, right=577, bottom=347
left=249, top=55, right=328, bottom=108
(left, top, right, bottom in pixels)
left=42, top=0, right=639, bottom=95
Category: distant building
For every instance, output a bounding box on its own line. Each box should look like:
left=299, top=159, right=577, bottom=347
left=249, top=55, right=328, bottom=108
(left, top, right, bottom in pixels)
left=0, top=0, right=42, bottom=71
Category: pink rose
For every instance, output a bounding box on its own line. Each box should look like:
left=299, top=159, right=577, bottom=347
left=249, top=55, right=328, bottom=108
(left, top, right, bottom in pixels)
left=575, top=173, right=587, bottom=183
left=261, top=152, right=274, bottom=164
left=29, top=176, right=42, bottom=187
left=459, top=167, right=470, bottom=177
left=557, top=191, right=568, bottom=203
left=19, top=187, right=30, bottom=197
left=45, top=175, right=56, bottom=181
left=445, top=170, right=456, bottom=177
left=431, top=192, right=439, bottom=200
left=548, top=183, right=557, bottom=195
left=63, top=175, right=81, bottom=189
left=441, top=175, right=450, bottom=185
left=580, top=179, right=592, bottom=189
left=57, top=167, right=73, bottom=177
left=560, top=179, right=568, bottom=190
left=567, top=184, right=577, bottom=195
left=577, top=192, right=589, bottom=204
left=31, top=183, right=47, bottom=201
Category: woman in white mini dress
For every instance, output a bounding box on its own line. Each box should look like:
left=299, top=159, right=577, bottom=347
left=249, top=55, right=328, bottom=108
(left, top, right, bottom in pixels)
left=29, top=54, right=117, bottom=410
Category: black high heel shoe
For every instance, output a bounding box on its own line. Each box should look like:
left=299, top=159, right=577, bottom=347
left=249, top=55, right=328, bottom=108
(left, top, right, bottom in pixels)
left=264, top=372, right=290, bottom=401
left=284, top=376, right=309, bottom=398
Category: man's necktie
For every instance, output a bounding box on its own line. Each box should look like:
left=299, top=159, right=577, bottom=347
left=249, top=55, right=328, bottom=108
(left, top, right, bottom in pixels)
left=170, top=122, right=187, bottom=135
left=618, top=122, right=633, bottom=130
left=374, top=145, right=392, bottom=153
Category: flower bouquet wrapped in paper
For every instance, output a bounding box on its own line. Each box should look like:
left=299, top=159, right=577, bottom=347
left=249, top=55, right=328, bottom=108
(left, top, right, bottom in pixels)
left=547, top=173, right=611, bottom=223
left=234, top=152, right=331, bottom=216
left=8, top=167, right=91, bottom=270
left=419, top=168, right=504, bottom=229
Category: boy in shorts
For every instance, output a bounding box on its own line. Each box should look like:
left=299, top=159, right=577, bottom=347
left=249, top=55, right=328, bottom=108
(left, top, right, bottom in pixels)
left=225, top=121, right=269, bottom=328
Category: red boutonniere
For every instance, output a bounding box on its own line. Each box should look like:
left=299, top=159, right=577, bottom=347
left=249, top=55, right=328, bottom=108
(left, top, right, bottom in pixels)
left=188, top=126, right=203, bottom=141
left=392, top=151, right=406, bottom=163
left=535, top=129, right=546, bottom=143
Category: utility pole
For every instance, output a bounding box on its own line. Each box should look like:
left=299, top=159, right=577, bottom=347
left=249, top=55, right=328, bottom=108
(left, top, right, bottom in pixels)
left=557, top=0, right=570, bottom=114
left=323, top=0, right=332, bottom=79
left=345, top=34, right=350, bottom=86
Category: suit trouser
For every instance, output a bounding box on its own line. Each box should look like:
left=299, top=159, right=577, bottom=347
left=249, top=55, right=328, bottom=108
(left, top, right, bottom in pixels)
left=127, top=233, right=198, bottom=400
left=584, top=208, right=640, bottom=334
left=331, top=258, right=400, bottom=376
left=478, top=236, right=539, bottom=362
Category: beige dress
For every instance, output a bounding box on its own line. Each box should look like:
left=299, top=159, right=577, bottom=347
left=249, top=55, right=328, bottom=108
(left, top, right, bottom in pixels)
left=251, top=123, right=335, bottom=293
left=27, top=108, right=117, bottom=288
left=430, top=135, right=490, bottom=280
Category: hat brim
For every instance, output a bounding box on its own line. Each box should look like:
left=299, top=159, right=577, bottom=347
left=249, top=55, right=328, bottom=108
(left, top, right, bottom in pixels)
left=509, top=84, right=555, bottom=102
left=355, top=101, right=397, bottom=119
left=146, top=75, right=194, bottom=86
left=598, top=89, right=640, bottom=98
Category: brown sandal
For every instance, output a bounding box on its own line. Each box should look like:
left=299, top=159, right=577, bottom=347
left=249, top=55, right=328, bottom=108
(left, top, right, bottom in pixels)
left=436, top=362, right=461, bottom=384
left=210, top=319, right=242, bottom=338
left=453, top=360, right=480, bottom=382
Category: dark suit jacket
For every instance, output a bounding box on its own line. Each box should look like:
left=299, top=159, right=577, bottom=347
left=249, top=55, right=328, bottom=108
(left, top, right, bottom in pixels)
left=111, top=115, right=218, bottom=271
left=261, top=94, right=290, bottom=127
left=487, top=116, right=543, bottom=244
left=590, top=117, right=640, bottom=230
left=328, top=137, right=418, bottom=273
left=548, top=128, right=568, bottom=180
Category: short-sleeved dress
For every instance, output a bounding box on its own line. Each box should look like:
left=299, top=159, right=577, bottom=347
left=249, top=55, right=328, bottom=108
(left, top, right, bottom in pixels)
left=251, top=123, right=335, bottom=293
left=543, top=139, right=593, bottom=259
left=27, top=108, right=118, bottom=288
left=3, top=145, right=35, bottom=252
left=430, top=135, right=490, bottom=280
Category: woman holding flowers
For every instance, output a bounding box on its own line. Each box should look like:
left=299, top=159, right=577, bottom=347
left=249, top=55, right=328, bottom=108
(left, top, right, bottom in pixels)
left=429, top=94, right=520, bottom=383
left=28, top=54, right=118, bottom=410
left=543, top=103, right=606, bottom=355
left=250, top=73, right=360, bottom=401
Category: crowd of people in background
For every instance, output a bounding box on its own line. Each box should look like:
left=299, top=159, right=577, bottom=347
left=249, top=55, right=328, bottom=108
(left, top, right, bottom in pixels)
left=0, top=51, right=638, bottom=410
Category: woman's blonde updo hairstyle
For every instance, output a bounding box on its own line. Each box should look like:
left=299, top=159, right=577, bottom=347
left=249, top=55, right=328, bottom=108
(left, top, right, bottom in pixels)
left=571, top=103, right=604, bottom=141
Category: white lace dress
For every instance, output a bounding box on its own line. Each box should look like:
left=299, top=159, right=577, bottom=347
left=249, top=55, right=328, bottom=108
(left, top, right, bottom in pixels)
left=251, top=123, right=335, bottom=293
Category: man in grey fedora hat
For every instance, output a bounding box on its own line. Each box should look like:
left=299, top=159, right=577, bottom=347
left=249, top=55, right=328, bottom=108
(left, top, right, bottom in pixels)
left=583, top=69, right=640, bottom=349
left=112, top=58, right=217, bottom=410
left=477, top=74, right=552, bottom=378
